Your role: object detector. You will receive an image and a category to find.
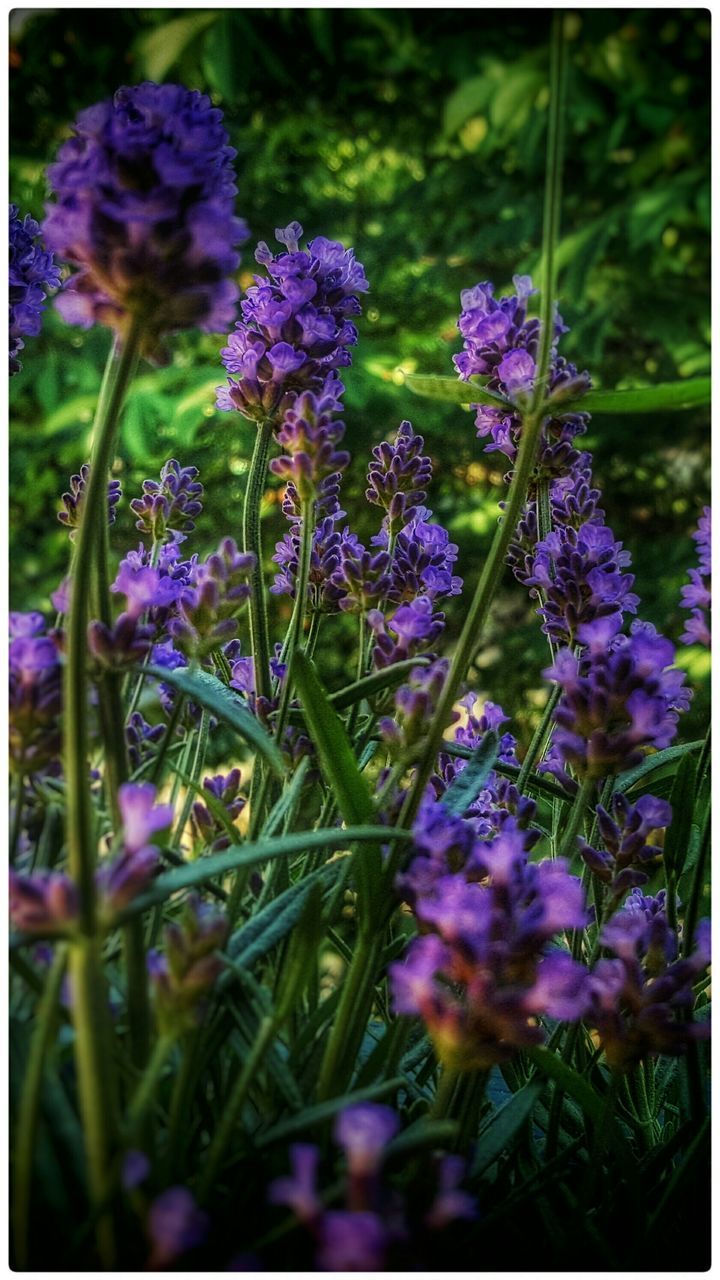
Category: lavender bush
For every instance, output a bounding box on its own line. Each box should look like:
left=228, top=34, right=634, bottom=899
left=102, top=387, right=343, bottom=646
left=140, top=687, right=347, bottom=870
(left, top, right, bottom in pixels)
left=9, top=23, right=710, bottom=1273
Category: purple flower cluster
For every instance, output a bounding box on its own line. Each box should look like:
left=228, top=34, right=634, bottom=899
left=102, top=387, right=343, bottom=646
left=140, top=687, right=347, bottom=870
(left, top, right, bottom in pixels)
left=270, top=374, right=349, bottom=504
left=9, top=204, right=60, bottom=375
left=366, top=419, right=433, bottom=538
left=169, top=537, right=255, bottom=659
left=130, top=459, right=203, bottom=544
left=148, top=894, right=228, bottom=1035
left=217, top=220, right=368, bottom=421
left=454, top=275, right=590, bottom=473
left=680, top=506, right=711, bottom=648
left=10, top=782, right=171, bottom=933
left=580, top=792, right=672, bottom=903
left=391, top=815, right=589, bottom=1069
left=58, top=463, right=122, bottom=540
left=270, top=1101, right=475, bottom=1270
left=43, top=83, right=247, bottom=355
left=192, top=768, right=245, bottom=852
left=546, top=617, right=691, bottom=780
left=9, top=612, right=62, bottom=774
left=526, top=520, right=639, bottom=648
left=588, top=891, right=710, bottom=1070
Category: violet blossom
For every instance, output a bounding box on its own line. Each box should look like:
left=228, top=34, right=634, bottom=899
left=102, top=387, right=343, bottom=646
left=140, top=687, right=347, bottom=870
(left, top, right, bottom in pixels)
left=9, top=203, right=60, bottom=375
left=680, top=506, right=711, bottom=647
left=43, top=83, right=247, bottom=357
left=131, top=459, right=203, bottom=543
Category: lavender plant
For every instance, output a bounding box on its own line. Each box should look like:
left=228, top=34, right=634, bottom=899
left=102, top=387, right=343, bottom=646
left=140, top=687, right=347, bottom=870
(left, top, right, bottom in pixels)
left=9, top=20, right=710, bottom=1273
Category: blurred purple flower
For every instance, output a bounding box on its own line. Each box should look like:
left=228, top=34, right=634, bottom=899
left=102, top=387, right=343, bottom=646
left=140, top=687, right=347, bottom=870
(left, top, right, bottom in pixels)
left=9, top=203, right=60, bottom=375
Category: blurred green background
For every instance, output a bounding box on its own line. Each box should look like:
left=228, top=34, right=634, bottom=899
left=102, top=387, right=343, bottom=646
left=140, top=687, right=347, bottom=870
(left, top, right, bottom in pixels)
left=9, top=8, right=710, bottom=741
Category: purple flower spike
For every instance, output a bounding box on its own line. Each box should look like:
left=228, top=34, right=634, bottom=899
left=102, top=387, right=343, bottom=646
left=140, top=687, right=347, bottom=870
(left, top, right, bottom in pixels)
left=169, top=537, right=255, bottom=658
left=334, top=1102, right=400, bottom=1176
left=9, top=204, right=60, bottom=375
left=217, top=220, right=367, bottom=421
left=9, top=614, right=62, bottom=773
left=426, top=1156, right=477, bottom=1230
left=43, top=84, right=248, bottom=358
left=317, top=1211, right=388, bottom=1272
left=270, top=375, right=349, bottom=501
left=122, top=1149, right=151, bottom=1192
left=268, top=1143, right=321, bottom=1223
left=131, top=459, right=204, bottom=543
left=118, top=782, right=173, bottom=854
left=10, top=869, right=79, bottom=935
left=546, top=616, right=691, bottom=780
left=149, top=894, right=228, bottom=1034
left=580, top=791, right=672, bottom=900
left=527, top=520, right=639, bottom=647
left=58, top=463, right=122, bottom=540
left=366, top=420, right=433, bottom=536
left=147, top=1187, right=209, bottom=1268
left=680, top=506, right=711, bottom=648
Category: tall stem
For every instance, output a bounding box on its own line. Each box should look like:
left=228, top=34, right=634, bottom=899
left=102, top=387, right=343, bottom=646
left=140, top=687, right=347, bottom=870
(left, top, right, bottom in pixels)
left=243, top=419, right=275, bottom=704
left=274, top=497, right=314, bottom=743
left=394, top=13, right=568, bottom=841
left=63, top=318, right=142, bottom=1261
left=12, top=943, right=68, bottom=1270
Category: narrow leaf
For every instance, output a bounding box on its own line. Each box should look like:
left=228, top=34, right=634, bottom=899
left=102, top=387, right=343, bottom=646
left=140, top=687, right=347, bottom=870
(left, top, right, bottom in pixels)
left=616, top=740, right=702, bottom=794
left=328, top=657, right=431, bottom=711
left=526, top=1047, right=632, bottom=1160
left=141, top=663, right=285, bottom=777
left=471, top=1078, right=544, bottom=1177
left=442, top=730, right=499, bottom=816
left=291, top=653, right=375, bottom=826
left=256, top=1077, right=404, bottom=1148
left=662, top=752, right=699, bottom=878
left=117, top=826, right=407, bottom=921
left=404, top=372, right=509, bottom=407
left=576, top=378, right=710, bottom=415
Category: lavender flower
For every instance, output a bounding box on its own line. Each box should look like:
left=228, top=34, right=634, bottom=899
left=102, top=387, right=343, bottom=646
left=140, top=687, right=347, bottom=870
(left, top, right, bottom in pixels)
left=680, top=506, right=711, bottom=647
left=217, top=221, right=367, bottom=421
left=368, top=597, right=445, bottom=669
left=527, top=520, right=639, bottom=648
left=9, top=204, right=60, bottom=374
left=391, top=820, right=589, bottom=1069
left=192, top=769, right=245, bottom=852
left=588, top=893, right=710, bottom=1070
left=379, top=660, right=452, bottom=763
left=580, top=792, right=672, bottom=902
left=377, top=510, right=463, bottom=606
left=147, top=1187, right=209, bottom=1268
left=126, top=711, right=165, bottom=771
left=43, top=84, right=247, bottom=356
left=454, top=275, right=590, bottom=474
left=57, top=463, right=122, bottom=539
left=130, top=459, right=203, bottom=543
left=334, top=1103, right=400, bottom=1178
left=148, top=894, right=228, bottom=1034
left=169, top=537, right=254, bottom=658
left=9, top=612, right=62, bottom=773
left=366, top=420, right=433, bottom=538
left=546, top=616, right=691, bottom=780
left=9, top=869, right=79, bottom=935
left=269, top=375, right=349, bottom=501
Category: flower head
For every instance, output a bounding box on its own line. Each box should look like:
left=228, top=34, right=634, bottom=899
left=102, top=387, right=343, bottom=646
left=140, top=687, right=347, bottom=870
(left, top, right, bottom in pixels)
left=9, top=204, right=60, bottom=374
left=43, top=83, right=247, bottom=357
left=680, top=506, right=711, bottom=648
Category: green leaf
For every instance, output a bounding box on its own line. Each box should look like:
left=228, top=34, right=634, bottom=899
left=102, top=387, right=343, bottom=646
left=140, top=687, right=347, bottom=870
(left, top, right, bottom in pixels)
left=526, top=1048, right=632, bottom=1161
left=616, top=740, right=703, bottom=794
left=117, top=826, right=407, bottom=921
left=225, top=862, right=342, bottom=976
left=136, top=12, right=217, bottom=81
left=404, top=373, right=509, bottom=407
left=387, top=1118, right=460, bottom=1157
left=471, top=1078, right=544, bottom=1177
left=327, top=656, right=431, bottom=711
left=662, top=752, right=699, bottom=878
left=442, top=730, right=499, bottom=816
left=256, top=1077, right=404, bottom=1148
left=141, top=663, right=285, bottom=778
left=443, top=75, right=489, bottom=137
left=273, top=884, right=323, bottom=1021
left=575, top=378, right=710, bottom=415
left=291, top=652, right=381, bottom=905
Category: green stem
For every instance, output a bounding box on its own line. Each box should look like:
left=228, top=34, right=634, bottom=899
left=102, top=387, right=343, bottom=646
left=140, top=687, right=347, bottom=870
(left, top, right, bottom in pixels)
left=124, top=1034, right=175, bottom=1141
left=10, top=771, right=24, bottom=864
left=172, top=704, right=209, bottom=849
left=199, top=1014, right=277, bottom=1200
left=68, top=938, right=120, bottom=1267
left=431, top=1066, right=461, bottom=1121
left=274, top=497, right=314, bottom=744
left=394, top=14, right=567, bottom=843
left=316, top=931, right=383, bottom=1101
left=516, top=682, right=561, bottom=794
left=63, top=320, right=142, bottom=1262
left=243, top=419, right=275, bottom=705
left=12, top=943, right=68, bottom=1270
left=558, top=775, right=595, bottom=865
